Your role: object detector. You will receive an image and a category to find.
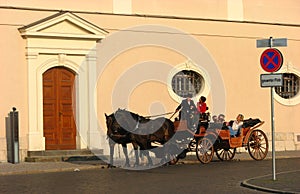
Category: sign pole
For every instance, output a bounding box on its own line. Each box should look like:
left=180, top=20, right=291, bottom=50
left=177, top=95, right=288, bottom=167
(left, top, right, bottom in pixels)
left=257, top=36, right=287, bottom=181
left=270, top=84, right=276, bottom=180
left=270, top=37, right=276, bottom=181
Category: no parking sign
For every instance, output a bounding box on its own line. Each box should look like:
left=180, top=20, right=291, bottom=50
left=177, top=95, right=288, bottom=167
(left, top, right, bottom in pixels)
left=260, top=48, right=283, bottom=73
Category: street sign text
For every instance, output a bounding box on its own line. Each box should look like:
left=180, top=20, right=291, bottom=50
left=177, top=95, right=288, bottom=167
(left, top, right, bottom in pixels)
left=260, top=74, right=283, bottom=87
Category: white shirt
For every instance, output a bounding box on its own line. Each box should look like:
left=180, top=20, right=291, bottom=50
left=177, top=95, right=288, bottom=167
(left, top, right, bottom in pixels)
left=232, top=120, right=243, bottom=131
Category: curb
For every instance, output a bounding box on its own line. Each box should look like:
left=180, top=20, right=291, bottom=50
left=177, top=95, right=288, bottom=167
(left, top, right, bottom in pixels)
left=0, top=164, right=106, bottom=176
left=241, top=170, right=300, bottom=194
left=241, top=179, right=295, bottom=194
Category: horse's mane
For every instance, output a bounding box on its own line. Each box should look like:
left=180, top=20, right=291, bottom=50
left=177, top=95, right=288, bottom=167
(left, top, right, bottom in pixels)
left=115, top=108, right=150, bottom=122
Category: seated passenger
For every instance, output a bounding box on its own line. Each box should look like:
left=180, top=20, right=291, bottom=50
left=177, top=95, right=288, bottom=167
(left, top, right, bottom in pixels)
left=228, top=114, right=244, bottom=137
left=218, top=114, right=225, bottom=123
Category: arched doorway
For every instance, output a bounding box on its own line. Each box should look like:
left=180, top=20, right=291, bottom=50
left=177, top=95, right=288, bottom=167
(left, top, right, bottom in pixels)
left=43, top=67, right=76, bottom=150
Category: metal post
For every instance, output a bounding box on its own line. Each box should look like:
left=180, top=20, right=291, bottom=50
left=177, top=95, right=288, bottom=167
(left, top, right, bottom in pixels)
left=10, top=107, right=19, bottom=164
left=271, top=86, right=276, bottom=180
left=269, top=37, right=273, bottom=48
left=269, top=39, right=276, bottom=181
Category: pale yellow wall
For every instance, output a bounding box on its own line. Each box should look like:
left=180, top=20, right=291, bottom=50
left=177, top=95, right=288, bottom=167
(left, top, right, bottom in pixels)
left=0, top=0, right=300, bottom=161
left=132, top=0, right=228, bottom=19
left=0, top=23, right=28, bottom=160
left=133, top=0, right=300, bottom=24
left=2, top=0, right=300, bottom=24
left=94, top=14, right=300, bottom=134
left=244, top=0, right=300, bottom=24
left=0, top=0, right=113, bottom=12
left=97, top=46, right=186, bottom=127
left=91, top=12, right=300, bottom=152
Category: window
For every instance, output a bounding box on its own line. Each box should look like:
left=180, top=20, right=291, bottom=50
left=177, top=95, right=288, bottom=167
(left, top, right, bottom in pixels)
left=171, top=70, right=204, bottom=98
left=168, top=61, right=211, bottom=102
left=275, top=73, right=299, bottom=99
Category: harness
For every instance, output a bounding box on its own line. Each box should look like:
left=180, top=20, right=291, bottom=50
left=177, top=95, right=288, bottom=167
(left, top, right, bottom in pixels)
left=134, top=118, right=140, bottom=131
left=113, top=109, right=172, bottom=143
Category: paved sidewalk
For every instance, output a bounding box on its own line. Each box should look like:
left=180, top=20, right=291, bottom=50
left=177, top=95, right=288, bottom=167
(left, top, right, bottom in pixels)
left=0, top=160, right=106, bottom=176
left=232, top=150, right=300, bottom=194
left=241, top=170, right=300, bottom=194
left=1, top=150, right=300, bottom=193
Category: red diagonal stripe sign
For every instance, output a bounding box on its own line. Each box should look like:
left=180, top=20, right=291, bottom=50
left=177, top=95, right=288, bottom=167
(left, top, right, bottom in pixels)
left=260, top=48, right=283, bottom=73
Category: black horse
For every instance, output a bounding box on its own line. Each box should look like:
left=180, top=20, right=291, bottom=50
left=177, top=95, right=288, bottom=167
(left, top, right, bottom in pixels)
left=105, top=109, right=176, bottom=167
left=105, top=112, right=139, bottom=168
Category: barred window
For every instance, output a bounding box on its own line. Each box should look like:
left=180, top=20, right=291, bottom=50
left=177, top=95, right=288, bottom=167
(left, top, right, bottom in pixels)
left=171, top=70, right=204, bottom=98
left=275, top=73, right=299, bottom=99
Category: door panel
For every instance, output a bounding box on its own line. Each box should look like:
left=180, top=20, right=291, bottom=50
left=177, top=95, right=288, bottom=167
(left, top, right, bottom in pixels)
left=43, top=67, right=76, bottom=150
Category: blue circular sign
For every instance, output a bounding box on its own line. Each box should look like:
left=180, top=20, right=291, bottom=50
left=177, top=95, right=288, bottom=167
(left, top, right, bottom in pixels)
left=260, top=48, right=283, bottom=73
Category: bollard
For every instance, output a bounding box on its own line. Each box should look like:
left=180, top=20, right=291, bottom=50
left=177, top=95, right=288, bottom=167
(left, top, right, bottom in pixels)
left=8, top=107, right=19, bottom=164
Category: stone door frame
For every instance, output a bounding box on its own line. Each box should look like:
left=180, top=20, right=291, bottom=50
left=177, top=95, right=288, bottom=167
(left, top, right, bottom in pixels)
left=19, top=12, right=107, bottom=150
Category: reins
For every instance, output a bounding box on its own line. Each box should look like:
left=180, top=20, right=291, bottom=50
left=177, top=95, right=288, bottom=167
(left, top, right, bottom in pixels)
left=144, top=112, right=174, bottom=119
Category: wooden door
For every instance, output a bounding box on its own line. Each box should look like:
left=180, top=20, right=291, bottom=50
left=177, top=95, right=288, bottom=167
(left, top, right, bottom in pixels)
left=43, top=67, right=76, bottom=150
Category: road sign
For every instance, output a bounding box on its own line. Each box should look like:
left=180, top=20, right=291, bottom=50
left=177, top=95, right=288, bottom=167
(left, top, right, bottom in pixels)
left=260, top=73, right=283, bottom=87
left=260, top=48, right=283, bottom=72
left=256, top=38, right=287, bottom=48
left=256, top=37, right=287, bottom=181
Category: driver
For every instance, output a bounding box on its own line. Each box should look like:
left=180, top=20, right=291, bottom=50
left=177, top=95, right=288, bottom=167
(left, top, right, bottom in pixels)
left=175, top=94, right=197, bottom=130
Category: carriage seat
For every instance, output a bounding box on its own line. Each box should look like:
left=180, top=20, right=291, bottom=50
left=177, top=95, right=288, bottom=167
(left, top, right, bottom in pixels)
left=242, top=118, right=261, bottom=128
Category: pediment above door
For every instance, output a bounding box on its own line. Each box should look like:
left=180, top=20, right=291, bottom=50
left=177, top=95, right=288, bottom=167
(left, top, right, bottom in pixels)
left=19, top=11, right=108, bottom=40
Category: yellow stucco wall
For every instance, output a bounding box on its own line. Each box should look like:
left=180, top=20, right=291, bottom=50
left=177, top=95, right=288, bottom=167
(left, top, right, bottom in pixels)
left=0, top=0, right=300, bottom=161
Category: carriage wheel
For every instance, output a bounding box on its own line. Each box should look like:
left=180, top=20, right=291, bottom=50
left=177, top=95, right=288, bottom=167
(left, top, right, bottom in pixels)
left=196, top=137, right=214, bottom=164
left=247, top=129, right=269, bottom=161
left=216, top=148, right=236, bottom=161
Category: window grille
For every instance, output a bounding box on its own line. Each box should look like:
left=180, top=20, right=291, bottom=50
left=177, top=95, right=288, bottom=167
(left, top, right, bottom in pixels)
left=275, top=73, right=299, bottom=99
left=171, top=70, right=203, bottom=98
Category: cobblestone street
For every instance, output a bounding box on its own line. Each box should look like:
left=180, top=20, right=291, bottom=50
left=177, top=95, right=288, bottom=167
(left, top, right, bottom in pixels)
left=1, top=157, right=299, bottom=193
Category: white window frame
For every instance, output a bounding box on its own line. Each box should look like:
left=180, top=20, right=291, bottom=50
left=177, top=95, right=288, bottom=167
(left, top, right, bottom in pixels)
left=274, top=64, right=300, bottom=106
left=168, top=60, right=211, bottom=102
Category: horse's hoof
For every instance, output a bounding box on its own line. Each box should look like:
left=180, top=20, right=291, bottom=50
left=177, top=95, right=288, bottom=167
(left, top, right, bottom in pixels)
left=147, top=162, right=153, bottom=167
left=124, top=163, right=131, bottom=167
left=107, top=164, right=116, bottom=168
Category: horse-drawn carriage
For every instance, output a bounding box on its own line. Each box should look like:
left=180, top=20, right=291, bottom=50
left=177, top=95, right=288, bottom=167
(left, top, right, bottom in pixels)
left=105, top=109, right=269, bottom=168
left=172, top=115, right=269, bottom=164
